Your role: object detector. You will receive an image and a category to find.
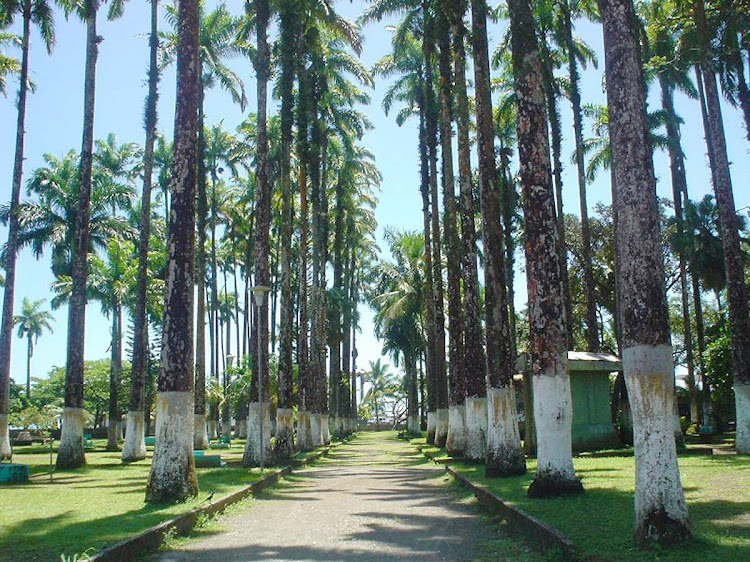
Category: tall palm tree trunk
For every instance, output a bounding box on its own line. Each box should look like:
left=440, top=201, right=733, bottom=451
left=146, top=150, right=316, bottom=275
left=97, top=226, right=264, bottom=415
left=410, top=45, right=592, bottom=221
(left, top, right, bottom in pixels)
left=451, top=0, right=485, bottom=457
left=243, top=0, right=272, bottom=467
left=423, top=0, right=449, bottom=448
left=600, top=0, right=691, bottom=545
left=418, top=80, right=438, bottom=445
left=145, top=0, right=200, bottom=503
left=124, top=0, right=160, bottom=462
left=659, top=77, right=700, bottom=426
left=470, top=0, right=523, bottom=474
left=58, top=1, right=100, bottom=469
left=562, top=0, right=599, bottom=352
left=436, top=8, right=466, bottom=455
left=107, top=304, right=123, bottom=451
left=508, top=0, right=579, bottom=494
left=25, top=334, right=32, bottom=400
left=693, top=0, right=750, bottom=453
left=193, top=99, right=210, bottom=449
left=0, top=0, right=32, bottom=460
left=330, top=176, right=346, bottom=437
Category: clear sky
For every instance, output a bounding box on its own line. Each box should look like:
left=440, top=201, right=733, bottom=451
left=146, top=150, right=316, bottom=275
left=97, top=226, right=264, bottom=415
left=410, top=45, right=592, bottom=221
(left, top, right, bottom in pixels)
left=0, top=1, right=748, bottom=388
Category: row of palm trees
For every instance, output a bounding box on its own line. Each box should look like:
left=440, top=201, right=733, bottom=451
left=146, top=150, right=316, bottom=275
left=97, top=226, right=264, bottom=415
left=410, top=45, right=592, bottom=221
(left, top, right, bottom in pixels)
left=364, top=0, right=748, bottom=550
left=0, top=0, right=381, bottom=503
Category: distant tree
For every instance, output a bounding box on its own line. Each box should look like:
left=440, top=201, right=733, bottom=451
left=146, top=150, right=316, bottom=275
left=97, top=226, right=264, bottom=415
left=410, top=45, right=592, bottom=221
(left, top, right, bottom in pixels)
left=13, top=297, right=53, bottom=399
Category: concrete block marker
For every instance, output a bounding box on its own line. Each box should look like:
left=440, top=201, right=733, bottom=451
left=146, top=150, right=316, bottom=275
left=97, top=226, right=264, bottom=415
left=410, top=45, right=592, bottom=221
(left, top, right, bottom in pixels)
left=0, top=463, right=30, bottom=484
left=89, top=442, right=340, bottom=561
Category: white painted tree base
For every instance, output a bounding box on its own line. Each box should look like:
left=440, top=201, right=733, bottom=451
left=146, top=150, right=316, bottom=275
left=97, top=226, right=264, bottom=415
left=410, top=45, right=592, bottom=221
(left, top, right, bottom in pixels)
left=624, top=345, right=691, bottom=546
left=122, top=410, right=147, bottom=462
left=426, top=411, right=436, bottom=444
left=528, top=369, right=581, bottom=497
left=464, top=397, right=487, bottom=461
left=311, top=413, right=324, bottom=447
left=0, top=414, right=11, bottom=460
left=446, top=404, right=466, bottom=455
left=243, top=401, right=271, bottom=467
left=322, top=414, right=331, bottom=445
left=193, top=413, right=209, bottom=450
left=435, top=408, right=449, bottom=447
left=735, top=384, right=750, bottom=454
left=236, top=419, right=248, bottom=439
left=297, top=410, right=313, bottom=451
left=486, top=387, right=525, bottom=476
left=207, top=420, right=217, bottom=440
left=407, top=413, right=420, bottom=436
left=57, top=407, right=86, bottom=469
left=275, top=408, right=295, bottom=458
left=145, top=392, right=198, bottom=503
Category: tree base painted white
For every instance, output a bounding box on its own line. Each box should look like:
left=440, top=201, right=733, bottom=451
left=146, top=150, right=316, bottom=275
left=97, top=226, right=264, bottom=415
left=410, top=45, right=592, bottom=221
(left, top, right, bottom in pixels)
left=274, top=408, right=295, bottom=459
left=486, top=387, right=526, bottom=476
left=528, top=371, right=582, bottom=498
left=0, top=414, right=11, bottom=460
left=243, top=401, right=271, bottom=467
left=122, top=411, right=147, bottom=462
left=736, top=384, right=750, bottom=454
left=297, top=410, right=313, bottom=451
left=236, top=419, right=248, bottom=439
left=446, top=404, right=466, bottom=455
left=107, top=420, right=120, bottom=451
left=193, top=413, right=209, bottom=450
left=623, top=345, right=691, bottom=546
left=407, top=413, right=420, bottom=436
left=145, top=392, right=198, bottom=503
left=56, top=407, right=86, bottom=469
left=322, top=414, right=331, bottom=445
left=311, top=413, right=324, bottom=447
left=464, top=397, right=487, bottom=461
left=332, top=414, right=343, bottom=438
left=207, top=420, right=217, bottom=440
left=435, top=408, right=449, bottom=447
left=426, top=411, right=436, bottom=444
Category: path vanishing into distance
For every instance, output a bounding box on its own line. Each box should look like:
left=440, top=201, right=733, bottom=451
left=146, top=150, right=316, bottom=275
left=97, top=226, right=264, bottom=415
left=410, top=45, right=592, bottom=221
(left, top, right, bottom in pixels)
left=156, top=432, right=542, bottom=561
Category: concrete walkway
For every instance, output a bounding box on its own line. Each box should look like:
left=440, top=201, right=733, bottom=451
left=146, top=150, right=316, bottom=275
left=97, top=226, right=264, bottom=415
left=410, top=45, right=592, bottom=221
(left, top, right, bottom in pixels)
left=156, top=432, right=539, bottom=561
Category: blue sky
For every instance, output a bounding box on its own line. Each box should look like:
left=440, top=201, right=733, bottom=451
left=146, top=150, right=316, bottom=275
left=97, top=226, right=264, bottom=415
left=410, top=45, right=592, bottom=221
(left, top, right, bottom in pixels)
left=0, top=1, right=748, bottom=386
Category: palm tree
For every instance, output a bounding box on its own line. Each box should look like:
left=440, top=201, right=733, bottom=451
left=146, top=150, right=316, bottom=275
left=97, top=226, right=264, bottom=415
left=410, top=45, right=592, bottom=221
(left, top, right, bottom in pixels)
left=692, top=0, right=750, bottom=455
left=363, top=359, right=395, bottom=431
left=471, top=0, right=524, bottom=472
left=557, top=0, right=600, bottom=352
left=0, top=0, right=54, bottom=461
left=55, top=0, right=128, bottom=470
left=600, top=0, right=691, bottom=546
left=507, top=0, right=578, bottom=494
left=123, top=0, right=160, bottom=463
left=373, top=230, right=426, bottom=435
left=145, top=0, right=200, bottom=504
left=450, top=0, right=485, bottom=459
left=243, top=0, right=271, bottom=466
left=0, top=32, right=21, bottom=96
left=13, top=297, right=53, bottom=399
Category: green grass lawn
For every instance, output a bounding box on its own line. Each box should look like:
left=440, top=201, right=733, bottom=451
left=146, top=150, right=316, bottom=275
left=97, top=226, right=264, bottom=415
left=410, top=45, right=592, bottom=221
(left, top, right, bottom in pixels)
left=1, top=439, right=321, bottom=561
left=411, top=438, right=750, bottom=561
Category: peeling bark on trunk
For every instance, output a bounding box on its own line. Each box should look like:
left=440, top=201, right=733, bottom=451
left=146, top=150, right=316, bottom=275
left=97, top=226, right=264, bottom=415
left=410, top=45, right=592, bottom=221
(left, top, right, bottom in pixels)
left=58, top=3, right=100, bottom=470
left=508, top=0, right=578, bottom=494
left=601, top=0, right=691, bottom=546
left=124, top=0, right=160, bottom=463
left=693, top=0, right=750, bottom=453
left=471, top=0, right=523, bottom=474
left=0, top=0, right=32, bottom=460
left=145, top=0, right=200, bottom=504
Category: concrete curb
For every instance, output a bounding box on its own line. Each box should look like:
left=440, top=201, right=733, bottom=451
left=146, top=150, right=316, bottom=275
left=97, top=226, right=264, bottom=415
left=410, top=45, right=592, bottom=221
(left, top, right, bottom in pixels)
left=90, top=440, right=344, bottom=562
left=414, top=442, right=577, bottom=560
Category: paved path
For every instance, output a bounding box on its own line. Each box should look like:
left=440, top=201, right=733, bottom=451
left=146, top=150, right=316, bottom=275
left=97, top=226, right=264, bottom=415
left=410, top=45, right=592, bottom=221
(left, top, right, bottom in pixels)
left=156, top=432, right=538, bottom=561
